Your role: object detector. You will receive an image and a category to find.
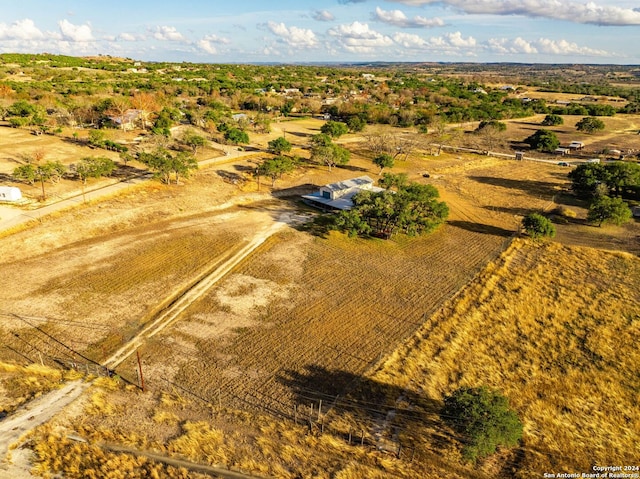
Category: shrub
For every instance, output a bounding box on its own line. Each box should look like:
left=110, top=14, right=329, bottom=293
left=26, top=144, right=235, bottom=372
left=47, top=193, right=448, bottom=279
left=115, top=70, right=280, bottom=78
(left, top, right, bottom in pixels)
left=576, top=116, right=605, bottom=133
left=522, top=213, right=556, bottom=239
left=524, top=129, right=559, bottom=152
left=541, top=114, right=563, bottom=126
left=587, top=195, right=632, bottom=227
left=442, top=386, right=523, bottom=462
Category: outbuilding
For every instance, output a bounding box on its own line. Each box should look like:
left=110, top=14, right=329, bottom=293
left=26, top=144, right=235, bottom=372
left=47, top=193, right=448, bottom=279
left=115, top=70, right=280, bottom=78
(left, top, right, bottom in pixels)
left=0, top=186, right=22, bottom=202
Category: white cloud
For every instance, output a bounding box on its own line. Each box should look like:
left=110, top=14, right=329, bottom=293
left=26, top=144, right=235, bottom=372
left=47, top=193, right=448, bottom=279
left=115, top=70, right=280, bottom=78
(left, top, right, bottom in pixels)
left=486, top=36, right=609, bottom=56
left=372, top=7, right=444, bottom=28
left=535, top=38, right=609, bottom=56
left=328, top=22, right=394, bottom=53
left=387, top=0, right=640, bottom=25
left=197, top=40, right=217, bottom=54
left=152, top=26, right=185, bottom=42
left=267, top=21, right=318, bottom=48
left=313, top=10, right=335, bottom=22
left=197, top=34, right=230, bottom=55
left=0, top=19, right=45, bottom=41
left=58, top=19, right=93, bottom=42
left=118, top=32, right=139, bottom=42
left=393, top=32, right=428, bottom=48
left=487, top=37, right=537, bottom=54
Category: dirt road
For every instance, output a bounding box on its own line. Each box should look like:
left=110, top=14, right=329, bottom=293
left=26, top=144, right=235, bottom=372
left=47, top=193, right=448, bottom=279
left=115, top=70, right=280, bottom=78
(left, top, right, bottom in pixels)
left=104, top=209, right=307, bottom=369
left=0, top=380, right=89, bottom=477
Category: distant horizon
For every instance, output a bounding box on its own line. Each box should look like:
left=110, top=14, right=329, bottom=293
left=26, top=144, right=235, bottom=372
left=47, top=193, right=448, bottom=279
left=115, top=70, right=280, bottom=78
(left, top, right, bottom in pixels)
left=1, top=1, right=640, bottom=65
left=5, top=52, right=640, bottom=69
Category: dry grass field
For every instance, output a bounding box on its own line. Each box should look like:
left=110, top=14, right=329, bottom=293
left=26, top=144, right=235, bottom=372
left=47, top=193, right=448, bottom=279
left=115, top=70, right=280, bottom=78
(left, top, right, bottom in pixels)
left=1, top=114, right=639, bottom=478
left=374, top=238, right=640, bottom=476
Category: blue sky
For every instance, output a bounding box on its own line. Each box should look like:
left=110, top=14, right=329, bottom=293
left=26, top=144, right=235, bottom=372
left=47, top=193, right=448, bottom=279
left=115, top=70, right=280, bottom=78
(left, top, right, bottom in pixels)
left=1, top=0, right=639, bottom=64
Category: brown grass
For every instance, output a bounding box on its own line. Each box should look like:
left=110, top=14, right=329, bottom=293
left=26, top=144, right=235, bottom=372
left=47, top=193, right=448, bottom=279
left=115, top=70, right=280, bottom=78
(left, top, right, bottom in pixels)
left=0, top=362, right=82, bottom=415
left=374, top=238, right=640, bottom=475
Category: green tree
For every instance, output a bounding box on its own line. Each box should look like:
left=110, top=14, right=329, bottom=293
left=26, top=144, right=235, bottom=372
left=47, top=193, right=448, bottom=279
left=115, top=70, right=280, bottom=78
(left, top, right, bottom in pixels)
left=8, top=99, right=36, bottom=117
left=576, top=116, right=605, bottom=133
left=372, top=154, right=394, bottom=175
left=88, top=129, right=105, bottom=148
left=587, top=196, right=632, bottom=226
left=334, top=181, right=448, bottom=238
left=347, top=116, right=366, bottom=133
left=138, top=148, right=198, bottom=185
left=13, top=161, right=66, bottom=200
left=280, top=99, right=294, bottom=117
left=333, top=209, right=371, bottom=237
left=75, top=156, right=115, bottom=184
left=267, top=137, right=292, bottom=155
left=257, top=155, right=296, bottom=187
left=541, top=114, right=563, bottom=126
left=378, top=172, right=408, bottom=191
left=522, top=213, right=556, bottom=239
left=320, top=120, right=349, bottom=139
left=524, top=129, right=559, bottom=152
left=442, top=386, right=523, bottom=462
left=568, top=163, right=607, bottom=198
left=475, top=120, right=506, bottom=132
left=75, top=156, right=116, bottom=201
left=604, top=161, right=640, bottom=197
left=181, top=129, right=207, bottom=155
left=311, top=143, right=350, bottom=172
left=224, top=127, right=249, bottom=145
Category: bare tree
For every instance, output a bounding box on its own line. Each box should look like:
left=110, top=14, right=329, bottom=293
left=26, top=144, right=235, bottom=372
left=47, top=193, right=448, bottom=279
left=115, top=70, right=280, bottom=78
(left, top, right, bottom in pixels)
left=131, top=91, right=159, bottom=130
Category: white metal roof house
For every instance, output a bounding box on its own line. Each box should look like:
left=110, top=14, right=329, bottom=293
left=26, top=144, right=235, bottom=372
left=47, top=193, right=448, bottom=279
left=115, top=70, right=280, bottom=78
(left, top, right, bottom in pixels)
left=301, top=176, right=384, bottom=211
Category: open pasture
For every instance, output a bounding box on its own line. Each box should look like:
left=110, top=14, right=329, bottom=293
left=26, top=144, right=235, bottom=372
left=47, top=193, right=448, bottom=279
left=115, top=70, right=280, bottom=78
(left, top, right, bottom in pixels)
left=374, top=239, right=640, bottom=476
left=128, top=221, right=510, bottom=418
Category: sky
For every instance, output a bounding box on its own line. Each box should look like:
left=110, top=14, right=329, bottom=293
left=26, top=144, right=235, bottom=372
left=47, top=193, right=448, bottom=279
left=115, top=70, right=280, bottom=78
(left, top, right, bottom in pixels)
left=1, top=0, right=639, bottom=64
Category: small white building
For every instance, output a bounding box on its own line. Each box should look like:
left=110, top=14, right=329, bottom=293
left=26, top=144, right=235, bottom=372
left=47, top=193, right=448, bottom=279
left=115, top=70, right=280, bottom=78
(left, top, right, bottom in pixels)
left=568, top=141, right=585, bottom=150
left=0, top=186, right=22, bottom=202
left=302, top=176, right=384, bottom=211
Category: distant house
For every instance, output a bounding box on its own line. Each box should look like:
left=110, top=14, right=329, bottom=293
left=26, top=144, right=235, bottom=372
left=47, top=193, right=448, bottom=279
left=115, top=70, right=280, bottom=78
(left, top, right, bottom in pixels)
left=568, top=141, right=585, bottom=150
left=554, top=148, right=570, bottom=156
left=633, top=206, right=640, bottom=218
left=301, top=176, right=384, bottom=211
left=232, top=113, right=248, bottom=122
left=109, top=109, right=143, bottom=130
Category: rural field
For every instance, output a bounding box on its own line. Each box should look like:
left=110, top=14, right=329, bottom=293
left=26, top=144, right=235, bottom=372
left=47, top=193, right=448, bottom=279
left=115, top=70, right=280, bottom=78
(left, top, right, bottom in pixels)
left=0, top=110, right=639, bottom=478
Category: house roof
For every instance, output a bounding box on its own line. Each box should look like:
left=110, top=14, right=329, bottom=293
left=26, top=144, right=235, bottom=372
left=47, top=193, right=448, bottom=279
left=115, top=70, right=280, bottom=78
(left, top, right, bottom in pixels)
left=320, top=176, right=375, bottom=192
left=302, top=176, right=384, bottom=211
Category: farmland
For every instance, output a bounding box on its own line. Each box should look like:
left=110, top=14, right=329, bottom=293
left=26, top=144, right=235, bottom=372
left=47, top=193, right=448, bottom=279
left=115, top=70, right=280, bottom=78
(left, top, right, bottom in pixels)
left=0, top=58, right=639, bottom=478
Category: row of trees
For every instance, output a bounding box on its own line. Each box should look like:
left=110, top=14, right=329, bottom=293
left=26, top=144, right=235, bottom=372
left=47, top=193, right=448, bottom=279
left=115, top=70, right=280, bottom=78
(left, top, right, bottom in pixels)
left=13, top=156, right=115, bottom=200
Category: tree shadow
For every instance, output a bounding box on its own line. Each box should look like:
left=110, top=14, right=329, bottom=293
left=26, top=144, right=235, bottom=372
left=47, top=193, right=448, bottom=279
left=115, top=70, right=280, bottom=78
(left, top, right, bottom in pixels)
left=482, top=205, right=535, bottom=216
left=469, top=175, right=560, bottom=198
left=0, top=173, right=14, bottom=183
left=277, top=364, right=448, bottom=443
left=294, top=213, right=333, bottom=238
left=339, top=164, right=369, bottom=172
left=448, top=220, right=513, bottom=237
left=111, top=164, right=148, bottom=180
left=283, top=130, right=311, bottom=139
left=216, top=169, right=245, bottom=185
